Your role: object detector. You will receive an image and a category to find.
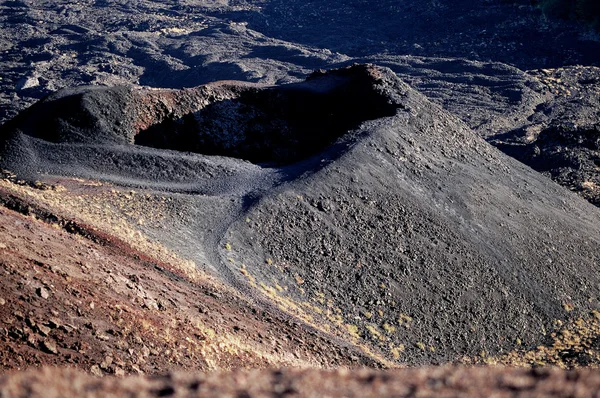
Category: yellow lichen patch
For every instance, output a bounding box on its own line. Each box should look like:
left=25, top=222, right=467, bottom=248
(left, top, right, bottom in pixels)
left=416, top=342, right=425, bottom=351
left=398, top=313, right=413, bottom=327
left=312, top=292, right=326, bottom=305
left=327, top=314, right=344, bottom=325
left=390, top=343, right=405, bottom=359
left=346, top=324, right=361, bottom=340
left=363, top=311, right=373, bottom=320
left=366, top=325, right=385, bottom=341
left=225, top=242, right=232, bottom=251
left=239, top=267, right=256, bottom=283
left=489, top=312, right=600, bottom=368
left=382, top=323, right=396, bottom=334
left=259, top=282, right=278, bottom=297
left=300, top=301, right=324, bottom=315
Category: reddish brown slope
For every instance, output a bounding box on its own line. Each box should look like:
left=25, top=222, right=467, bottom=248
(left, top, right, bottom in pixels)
left=0, top=181, right=376, bottom=375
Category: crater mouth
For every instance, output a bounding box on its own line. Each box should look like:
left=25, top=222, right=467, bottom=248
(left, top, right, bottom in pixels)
left=0, top=65, right=399, bottom=169
left=133, top=65, right=398, bottom=165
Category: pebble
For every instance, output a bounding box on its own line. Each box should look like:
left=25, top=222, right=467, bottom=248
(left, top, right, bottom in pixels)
left=48, top=318, right=61, bottom=329
left=37, top=324, right=51, bottom=336
left=100, top=355, right=113, bottom=370
left=0, top=298, right=5, bottom=305
left=15, top=76, right=40, bottom=91
left=41, top=339, right=58, bottom=354
left=90, top=365, right=103, bottom=377
left=114, top=367, right=125, bottom=377
left=37, top=287, right=49, bottom=299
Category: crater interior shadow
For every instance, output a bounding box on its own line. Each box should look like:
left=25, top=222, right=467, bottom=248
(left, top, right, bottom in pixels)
left=134, top=68, right=398, bottom=165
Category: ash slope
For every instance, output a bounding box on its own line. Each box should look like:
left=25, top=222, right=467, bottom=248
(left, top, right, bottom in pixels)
left=3, top=0, right=600, bottom=211
left=2, top=65, right=600, bottom=366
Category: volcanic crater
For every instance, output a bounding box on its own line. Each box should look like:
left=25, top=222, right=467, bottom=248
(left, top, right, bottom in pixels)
left=1, top=0, right=600, bottom=395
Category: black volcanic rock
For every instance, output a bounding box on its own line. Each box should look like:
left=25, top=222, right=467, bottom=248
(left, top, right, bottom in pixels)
left=1, top=65, right=600, bottom=365
left=487, top=66, right=600, bottom=206
left=2, top=0, right=600, bottom=211
left=1, top=0, right=599, bottom=124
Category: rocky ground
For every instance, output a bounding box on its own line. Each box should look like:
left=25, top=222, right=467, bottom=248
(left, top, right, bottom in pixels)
left=2, top=0, right=600, bottom=205
left=0, top=175, right=376, bottom=375
left=1, top=0, right=600, bottom=396
left=4, top=366, right=600, bottom=397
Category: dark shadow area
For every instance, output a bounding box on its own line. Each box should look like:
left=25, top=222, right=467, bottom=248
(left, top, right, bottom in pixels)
left=135, top=68, right=398, bottom=165
left=243, top=0, right=600, bottom=69
left=490, top=125, right=600, bottom=206
left=492, top=125, right=600, bottom=171
left=137, top=61, right=250, bottom=89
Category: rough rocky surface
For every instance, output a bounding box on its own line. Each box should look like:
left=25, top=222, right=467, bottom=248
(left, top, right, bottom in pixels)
left=2, top=0, right=600, bottom=205
left=4, top=366, right=600, bottom=397
left=1, top=0, right=600, bottom=396
left=0, top=177, right=375, bottom=374
left=488, top=66, right=600, bottom=206
left=2, top=64, right=600, bottom=370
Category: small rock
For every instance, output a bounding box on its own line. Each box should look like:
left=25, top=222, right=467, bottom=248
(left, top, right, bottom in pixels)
left=90, top=302, right=95, bottom=309
left=26, top=317, right=36, bottom=328
left=41, top=339, right=58, bottom=354
left=0, top=298, right=5, bottom=305
left=37, top=287, right=49, bottom=299
left=37, top=324, right=51, bottom=336
left=74, top=341, right=89, bottom=354
left=115, top=339, right=129, bottom=350
left=90, top=365, right=103, bottom=377
left=100, top=355, right=113, bottom=370
left=114, top=367, right=125, bottom=377
left=27, top=334, right=37, bottom=347
left=15, top=76, right=40, bottom=91
left=143, top=299, right=159, bottom=311
left=47, top=318, right=61, bottom=329
left=59, top=323, right=76, bottom=333
left=95, top=332, right=110, bottom=341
